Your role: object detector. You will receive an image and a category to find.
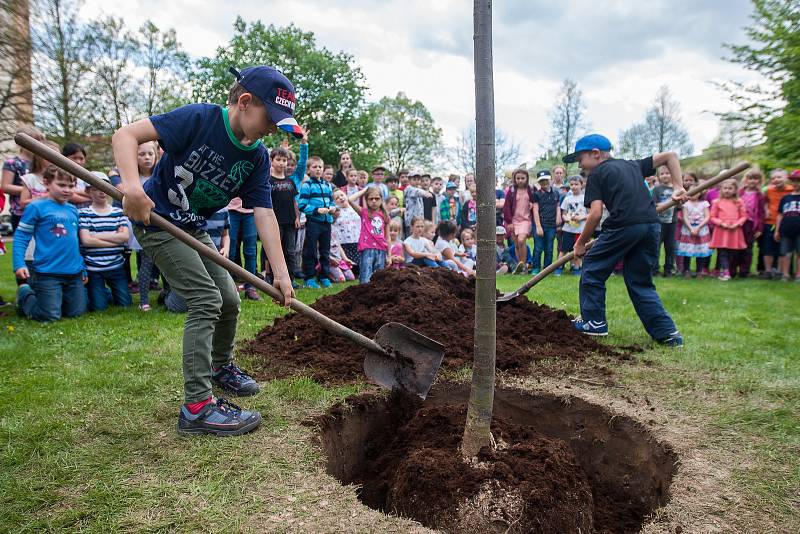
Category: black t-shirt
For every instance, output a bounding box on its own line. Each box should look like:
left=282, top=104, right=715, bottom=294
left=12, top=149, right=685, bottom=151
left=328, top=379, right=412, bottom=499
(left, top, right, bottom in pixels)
left=270, top=175, right=298, bottom=225
left=584, top=157, right=658, bottom=229
left=778, top=193, right=800, bottom=236
left=533, top=187, right=560, bottom=226
left=333, top=170, right=347, bottom=188
left=422, top=194, right=436, bottom=221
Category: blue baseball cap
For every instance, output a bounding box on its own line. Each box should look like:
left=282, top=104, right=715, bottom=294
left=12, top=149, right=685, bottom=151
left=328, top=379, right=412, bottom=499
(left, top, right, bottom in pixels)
left=229, top=66, right=305, bottom=139
left=562, top=134, right=613, bottom=164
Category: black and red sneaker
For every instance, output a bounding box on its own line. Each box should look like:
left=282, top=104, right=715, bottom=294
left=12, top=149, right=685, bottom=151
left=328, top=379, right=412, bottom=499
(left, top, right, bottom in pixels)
left=212, top=363, right=261, bottom=396
left=177, top=397, right=261, bottom=436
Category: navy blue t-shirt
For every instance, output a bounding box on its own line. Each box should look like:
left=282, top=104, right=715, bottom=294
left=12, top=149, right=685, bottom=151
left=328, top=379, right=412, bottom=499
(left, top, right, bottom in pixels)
left=533, top=187, right=560, bottom=227
left=146, top=103, right=271, bottom=230
left=584, top=157, right=658, bottom=229
left=778, top=193, right=800, bottom=237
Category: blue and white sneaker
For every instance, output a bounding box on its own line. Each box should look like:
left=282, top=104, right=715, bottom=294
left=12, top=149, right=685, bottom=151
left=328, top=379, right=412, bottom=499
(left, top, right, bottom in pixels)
left=177, top=397, right=262, bottom=436
left=571, top=267, right=581, bottom=276
left=554, top=268, right=563, bottom=276
left=212, top=363, right=261, bottom=396
left=305, top=279, right=321, bottom=289
left=573, top=319, right=608, bottom=336
left=320, top=278, right=332, bottom=288
left=657, top=331, right=684, bottom=347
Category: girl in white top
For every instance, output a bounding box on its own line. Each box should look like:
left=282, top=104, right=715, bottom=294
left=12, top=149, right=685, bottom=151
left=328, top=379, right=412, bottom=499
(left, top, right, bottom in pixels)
left=403, top=216, right=447, bottom=268
left=434, top=221, right=473, bottom=275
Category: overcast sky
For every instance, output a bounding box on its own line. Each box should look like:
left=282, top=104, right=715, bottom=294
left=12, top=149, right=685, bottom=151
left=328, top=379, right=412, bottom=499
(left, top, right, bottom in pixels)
left=83, top=0, right=761, bottom=161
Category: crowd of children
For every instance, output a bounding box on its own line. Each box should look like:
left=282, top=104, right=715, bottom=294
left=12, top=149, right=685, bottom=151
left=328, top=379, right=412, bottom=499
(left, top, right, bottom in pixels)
left=3, top=127, right=800, bottom=323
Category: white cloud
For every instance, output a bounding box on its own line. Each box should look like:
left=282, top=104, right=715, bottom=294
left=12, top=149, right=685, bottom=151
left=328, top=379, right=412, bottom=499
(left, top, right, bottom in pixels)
left=80, top=0, right=763, bottom=162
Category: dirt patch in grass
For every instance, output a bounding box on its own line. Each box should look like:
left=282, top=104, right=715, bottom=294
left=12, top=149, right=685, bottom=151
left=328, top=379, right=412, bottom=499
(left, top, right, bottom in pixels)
left=314, top=384, right=677, bottom=533
left=245, top=267, right=631, bottom=386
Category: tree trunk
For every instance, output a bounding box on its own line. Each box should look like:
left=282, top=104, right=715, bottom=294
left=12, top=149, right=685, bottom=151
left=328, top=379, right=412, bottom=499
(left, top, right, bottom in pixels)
left=461, top=0, right=497, bottom=460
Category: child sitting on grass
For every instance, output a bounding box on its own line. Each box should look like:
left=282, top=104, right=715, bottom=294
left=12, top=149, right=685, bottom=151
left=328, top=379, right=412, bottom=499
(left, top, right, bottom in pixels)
left=495, top=226, right=514, bottom=274
left=328, top=236, right=356, bottom=282
left=14, top=168, right=87, bottom=322
left=404, top=217, right=448, bottom=268
left=434, top=220, right=473, bottom=275
left=387, top=219, right=405, bottom=270
left=458, top=228, right=477, bottom=271
left=78, top=172, right=132, bottom=311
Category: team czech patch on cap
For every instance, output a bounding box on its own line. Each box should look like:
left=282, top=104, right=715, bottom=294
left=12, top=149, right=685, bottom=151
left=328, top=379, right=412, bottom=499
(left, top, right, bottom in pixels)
left=229, top=65, right=305, bottom=139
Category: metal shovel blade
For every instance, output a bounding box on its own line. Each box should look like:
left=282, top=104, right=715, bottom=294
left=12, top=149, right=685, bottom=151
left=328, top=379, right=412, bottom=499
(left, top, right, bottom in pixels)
left=363, top=322, right=445, bottom=400
left=496, top=291, right=518, bottom=303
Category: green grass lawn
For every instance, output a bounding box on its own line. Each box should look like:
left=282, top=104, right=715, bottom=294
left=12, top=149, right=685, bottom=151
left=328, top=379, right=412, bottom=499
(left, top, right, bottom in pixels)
left=1, top=246, right=798, bottom=533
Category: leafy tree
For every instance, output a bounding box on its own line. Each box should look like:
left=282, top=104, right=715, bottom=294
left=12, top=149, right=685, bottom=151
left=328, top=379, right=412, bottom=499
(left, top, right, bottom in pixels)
left=461, top=0, right=497, bottom=460
left=618, top=86, right=693, bottom=158
left=371, top=92, right=442, bottom=174
left=85, top=16, right=139, bottom=132
left=722, top=0, right=799, bottom=167
left=137, top=20, right=190, bottom=116
left=31, top=0, right=94, bottom=140
left=547, top=78, right=588, bottom=166
left=0, top=0, right=33, bottom=138
left=192, top=18, right=378, bottom=167
left=450, top=123, right=520, bottom=178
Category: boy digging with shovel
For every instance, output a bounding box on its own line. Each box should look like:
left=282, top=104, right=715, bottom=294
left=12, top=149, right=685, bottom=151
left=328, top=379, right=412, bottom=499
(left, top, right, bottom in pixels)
left=565, top=134, right=687, bottom=346
left=112, top=66, right=301, bottom=436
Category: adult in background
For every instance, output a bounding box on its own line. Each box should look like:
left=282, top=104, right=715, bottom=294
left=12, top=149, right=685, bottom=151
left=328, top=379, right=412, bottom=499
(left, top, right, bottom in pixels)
left=332, top=150, right=352, bottom=188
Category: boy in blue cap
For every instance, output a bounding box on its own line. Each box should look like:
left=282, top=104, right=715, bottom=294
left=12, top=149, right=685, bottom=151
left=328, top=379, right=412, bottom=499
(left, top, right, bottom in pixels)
left=565, top=134, right=687, bottom=345
left=112, top=66, right=301, bottom=436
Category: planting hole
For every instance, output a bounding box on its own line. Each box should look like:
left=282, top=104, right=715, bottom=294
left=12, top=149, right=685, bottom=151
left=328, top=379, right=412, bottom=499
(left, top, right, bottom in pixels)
left=316, top=384, right=677, bottom=533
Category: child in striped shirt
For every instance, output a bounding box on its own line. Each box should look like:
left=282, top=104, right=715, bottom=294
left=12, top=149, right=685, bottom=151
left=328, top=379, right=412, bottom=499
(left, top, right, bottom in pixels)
left=78, top=172, right=132, bottom=311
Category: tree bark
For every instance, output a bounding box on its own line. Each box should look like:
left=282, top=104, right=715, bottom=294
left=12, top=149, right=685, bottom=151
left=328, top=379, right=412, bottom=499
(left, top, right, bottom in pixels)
left=461, top=0, right=497, bottom=460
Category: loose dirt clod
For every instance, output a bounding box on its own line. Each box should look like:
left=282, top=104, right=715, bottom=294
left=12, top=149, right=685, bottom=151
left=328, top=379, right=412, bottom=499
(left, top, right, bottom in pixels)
left=316, top=384, right=677, bottom=534
left=245, top=267, right=628, bottom=385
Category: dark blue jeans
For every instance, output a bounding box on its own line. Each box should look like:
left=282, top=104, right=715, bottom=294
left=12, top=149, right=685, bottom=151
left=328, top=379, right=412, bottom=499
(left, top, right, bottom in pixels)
left=228, top=211, right=258, bottom=287
left=87, top=267, right=132, bottom=311
left=303, top=219, right=331, bottom=281
left=532, top=226, right=557, bottom=270
left=19, top=272, right=87, bottom=322
left=580, top=223, right=678, bottom=340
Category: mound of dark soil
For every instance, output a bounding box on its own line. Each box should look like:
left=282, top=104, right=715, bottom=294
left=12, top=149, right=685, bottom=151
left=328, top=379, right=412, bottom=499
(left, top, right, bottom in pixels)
left=245, top=267, right=627, bottom=385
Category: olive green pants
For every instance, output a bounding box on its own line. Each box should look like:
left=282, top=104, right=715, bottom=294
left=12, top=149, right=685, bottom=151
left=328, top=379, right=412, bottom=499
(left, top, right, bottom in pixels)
left=134, top=227, right=240, bottom=403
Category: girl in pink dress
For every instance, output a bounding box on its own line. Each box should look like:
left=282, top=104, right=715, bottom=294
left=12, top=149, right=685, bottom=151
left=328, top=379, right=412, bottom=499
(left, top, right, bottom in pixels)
left=501, top=168, right=535, bottom=274
left=709, top=179, right=748, bottom=281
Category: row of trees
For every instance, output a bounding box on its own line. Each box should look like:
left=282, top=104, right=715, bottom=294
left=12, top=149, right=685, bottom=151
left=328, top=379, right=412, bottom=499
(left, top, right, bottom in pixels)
left=30, top=0, right=189, bottom=140
left=8, top=0, right=790, bottom=175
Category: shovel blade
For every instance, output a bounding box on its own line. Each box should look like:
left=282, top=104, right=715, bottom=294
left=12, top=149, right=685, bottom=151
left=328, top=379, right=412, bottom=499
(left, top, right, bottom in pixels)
left=496, top=291, right=518, bottom=303
left=364, top=322, right=444, bottom=400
